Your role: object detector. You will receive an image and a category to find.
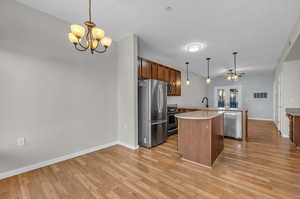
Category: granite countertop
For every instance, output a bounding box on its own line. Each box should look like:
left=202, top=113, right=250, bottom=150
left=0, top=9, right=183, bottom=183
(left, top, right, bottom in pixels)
left=286, top=108, right=300, bottom=116
left=177, top=106, right=247, bottom=112
left=175, top=111, right=224, bottom=120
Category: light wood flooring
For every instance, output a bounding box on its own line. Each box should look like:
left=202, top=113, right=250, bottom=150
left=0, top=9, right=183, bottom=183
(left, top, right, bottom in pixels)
left=1, top=120, right=300, bottom=199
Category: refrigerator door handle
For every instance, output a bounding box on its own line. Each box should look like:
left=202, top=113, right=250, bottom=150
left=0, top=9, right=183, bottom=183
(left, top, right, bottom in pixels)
left=151, top=120, right=167, bottom=125
left=157, top=84, right=163, bottom=113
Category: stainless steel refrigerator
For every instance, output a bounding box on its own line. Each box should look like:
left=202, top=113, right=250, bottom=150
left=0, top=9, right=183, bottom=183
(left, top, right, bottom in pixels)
left=138, top=79, right=168, bottom=148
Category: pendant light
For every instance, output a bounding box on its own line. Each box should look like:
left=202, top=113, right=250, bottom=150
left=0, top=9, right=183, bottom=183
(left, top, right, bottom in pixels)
left=185, top=62, right=190, bottom=85
left=206, top=58, right=211, bottom=84
left=232, top=52, right=239, bottom=80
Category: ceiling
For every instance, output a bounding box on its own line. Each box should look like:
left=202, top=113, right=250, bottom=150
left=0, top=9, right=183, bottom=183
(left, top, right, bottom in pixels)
left=286, top=35, right=300, bottom=61
left=16, top=0, right=300, bottom=77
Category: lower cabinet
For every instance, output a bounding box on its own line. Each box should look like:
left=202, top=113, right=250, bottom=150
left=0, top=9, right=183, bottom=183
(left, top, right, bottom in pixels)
left=287, top=114, right=300, bottom=148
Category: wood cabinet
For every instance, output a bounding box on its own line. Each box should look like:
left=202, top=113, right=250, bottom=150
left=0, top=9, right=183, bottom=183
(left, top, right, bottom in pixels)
left=169, top=70, right=176, bottom=95
left=157, top=65, right=165, bottom=81
left=138, top=57, right=181, bottom=96
left=177, top=113, right=224, bottom=167
left=151, top=63, right=158, bottom=80
left=175, top=70, right=181, bottom=96
left=287, top=113, right=300, bottom=149
left=140, top=58, right=151, bottom=80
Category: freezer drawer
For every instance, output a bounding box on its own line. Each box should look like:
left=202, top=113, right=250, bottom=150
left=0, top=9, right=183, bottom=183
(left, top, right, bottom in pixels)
left=151, top=122, right=168, bottom=147
left=224, top=111, right=242, bottom=140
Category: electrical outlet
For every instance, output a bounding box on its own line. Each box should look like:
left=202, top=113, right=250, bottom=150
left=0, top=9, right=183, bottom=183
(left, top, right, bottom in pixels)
left=17, top=137, right=25, bottom=146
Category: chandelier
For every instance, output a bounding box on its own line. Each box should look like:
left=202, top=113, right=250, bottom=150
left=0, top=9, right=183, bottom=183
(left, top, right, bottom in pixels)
left=68, top=0, right=112, bottom=54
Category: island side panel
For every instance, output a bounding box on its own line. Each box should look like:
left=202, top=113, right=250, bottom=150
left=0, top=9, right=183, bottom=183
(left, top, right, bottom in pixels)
left=242, top=110, right=248, bottom=142
left=177, top=118, right=212, bottom=166
left=294, top=116, right=300, bottom=148
left=211, top=114, right=224, bottom=165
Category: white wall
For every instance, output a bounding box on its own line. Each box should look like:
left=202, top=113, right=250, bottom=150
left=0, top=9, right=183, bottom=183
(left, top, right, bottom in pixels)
left=275, top=60, right=300, bottom=137
left=208, top=73, right=274, bottom=120
left=116, top=35, right=139, bottom=149
left=282, top=61, right=300, bottom=107
left=0, top=0, right=119, bottom=175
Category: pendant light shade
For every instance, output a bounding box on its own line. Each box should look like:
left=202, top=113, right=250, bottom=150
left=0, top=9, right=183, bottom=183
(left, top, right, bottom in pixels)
left=206, top=58, right=211, bottom=84
left=185, top=62, right=190, bottom=85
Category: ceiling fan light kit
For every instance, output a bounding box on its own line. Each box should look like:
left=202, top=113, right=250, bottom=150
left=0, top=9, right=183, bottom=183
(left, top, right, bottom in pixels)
left=225, top=52, right=244, bottom=81
left=68, top=0, right=112, bottom=54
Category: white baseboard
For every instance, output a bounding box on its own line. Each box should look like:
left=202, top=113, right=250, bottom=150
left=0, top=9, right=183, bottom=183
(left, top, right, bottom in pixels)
left=118, top=141, right=139, bottom=150
left=0, top=141, right=119, bottom=180
left=248, top=117, right=274, bottom=121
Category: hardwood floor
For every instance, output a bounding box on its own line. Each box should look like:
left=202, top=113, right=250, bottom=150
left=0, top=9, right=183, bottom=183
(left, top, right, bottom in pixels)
left=1, top=120, right=300, bottom=199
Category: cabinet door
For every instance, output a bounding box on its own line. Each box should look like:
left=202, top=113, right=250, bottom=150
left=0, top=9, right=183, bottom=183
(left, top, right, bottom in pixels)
left=175, top=71, right=181, bottom=96
left=164, top=67, right=170, bottom=82
left=157, top=65, right=165, bottom=81
left=151, top=63, right=158, bottom=79
left=169, top=70, right=176, bottom=96
left=138, top=58, right=142, bottom=80
left=141, top=59, right=152, bottom=79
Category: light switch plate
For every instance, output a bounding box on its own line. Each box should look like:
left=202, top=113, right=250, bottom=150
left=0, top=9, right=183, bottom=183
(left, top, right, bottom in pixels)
left=17, top=137, right=25, bottom=146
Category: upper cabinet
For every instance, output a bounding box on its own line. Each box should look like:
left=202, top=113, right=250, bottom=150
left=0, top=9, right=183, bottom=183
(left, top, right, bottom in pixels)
left=151, top=62, right=158, bottom=80
left=175, top=70, right=181, bottom=96
left=140, top=59, right=152, bottom=80
left=138, top=57, right=181, bottom=96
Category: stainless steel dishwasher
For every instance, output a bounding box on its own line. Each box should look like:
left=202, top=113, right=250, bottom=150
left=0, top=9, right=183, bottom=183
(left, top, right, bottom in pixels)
left=224, top=111, right=242, bottom=140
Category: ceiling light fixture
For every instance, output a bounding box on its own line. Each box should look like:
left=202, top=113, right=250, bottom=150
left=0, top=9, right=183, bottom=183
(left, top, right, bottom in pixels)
left=68, top=0, right=112, bottom=54
left=225, top=52, right=245, bottom=81
left=165, top=6, right=173, bottom=11
left=185, top=42, right=207, bottom=53
left=185, top=62, right=190, bottom=85
left=206, top=58, right=212, bottom=84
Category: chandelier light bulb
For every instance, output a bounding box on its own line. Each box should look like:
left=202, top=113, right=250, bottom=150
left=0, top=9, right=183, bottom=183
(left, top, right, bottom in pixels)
left=186, top=80, right=190, bottom=85
left=70, top=24, right=85, bottom=38
left=92, top=28, right=105, bottom=40
left=101, top=37, right=112, bottom=47
left=68, top=33, right=79, bottom=44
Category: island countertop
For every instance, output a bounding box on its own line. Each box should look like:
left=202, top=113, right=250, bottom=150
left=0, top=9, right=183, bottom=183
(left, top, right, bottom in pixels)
left=286, top=108, right=300, bottom=116
left=177, top=106, right=247, bottom=112
left=175, top=111, right=223, bottom=120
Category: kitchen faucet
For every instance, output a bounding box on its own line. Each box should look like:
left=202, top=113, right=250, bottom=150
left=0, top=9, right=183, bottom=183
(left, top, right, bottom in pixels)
left=201, top=97, right=209, bottom=108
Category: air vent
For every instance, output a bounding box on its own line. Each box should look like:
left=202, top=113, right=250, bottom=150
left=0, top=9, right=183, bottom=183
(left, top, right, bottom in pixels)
left=253, top=92, right=268, bottom=99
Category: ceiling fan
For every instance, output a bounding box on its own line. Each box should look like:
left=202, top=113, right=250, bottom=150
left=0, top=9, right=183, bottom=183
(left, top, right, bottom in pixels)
left=225, top=52, right=245, bottom=81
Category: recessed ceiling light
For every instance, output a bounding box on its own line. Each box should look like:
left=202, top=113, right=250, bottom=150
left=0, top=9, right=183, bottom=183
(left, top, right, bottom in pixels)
left=165, top=6, right=173, bottom=11
left=185, top=42, right=207, bottom=53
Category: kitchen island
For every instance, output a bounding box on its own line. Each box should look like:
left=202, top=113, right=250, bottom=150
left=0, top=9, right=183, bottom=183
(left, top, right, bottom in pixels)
left=177, top=107, right=248, bottom=141
left=175, top=111, right=224, bottom=167
left=286, top=108, right=300, bottom=149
